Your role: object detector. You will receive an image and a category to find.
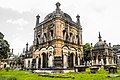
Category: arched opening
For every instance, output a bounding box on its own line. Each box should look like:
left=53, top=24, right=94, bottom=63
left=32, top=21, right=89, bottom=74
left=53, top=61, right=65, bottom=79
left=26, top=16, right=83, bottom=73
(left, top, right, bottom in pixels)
left=103, top=55, right=106, bottom=64
left=98, top=55, right=101, bottom=64
left=68, top=53, right=74, bottom=68
left=93, top=56, right=96, bottom=64
left=50, top=30, right=53, bottom=40
left=42, top=53, right=47, bottom=68
left=63, top=30, right=66, bottom=40
left=43, top=33, right=47, bottom=42
left=36, top=38, right=39, bottom=47
left=28, top=60, right=30, bottom=68
left=70, top=33, right=73, bottom=42
left=10, top=62, right=12, bottom=67
left=38, top=35, right=41, bottom=44
left=76, top=35, right=79, bottom=44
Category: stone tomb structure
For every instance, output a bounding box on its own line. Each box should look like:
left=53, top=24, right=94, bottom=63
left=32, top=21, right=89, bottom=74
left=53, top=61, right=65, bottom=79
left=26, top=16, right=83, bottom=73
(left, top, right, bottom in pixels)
left=91, top=32, right=116, bottom=66
left=24, top=2, right=83, bottom=69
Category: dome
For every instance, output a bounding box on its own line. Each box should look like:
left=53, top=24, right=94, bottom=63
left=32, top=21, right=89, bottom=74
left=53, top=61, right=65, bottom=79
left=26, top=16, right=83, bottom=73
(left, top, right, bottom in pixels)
left=29, top=45, right=34, bottom=51
left=94, top=32, right=108, bottom=49
left=44, top=2, right=72, bottom=21
left=94, top=41, right=105, bottom=49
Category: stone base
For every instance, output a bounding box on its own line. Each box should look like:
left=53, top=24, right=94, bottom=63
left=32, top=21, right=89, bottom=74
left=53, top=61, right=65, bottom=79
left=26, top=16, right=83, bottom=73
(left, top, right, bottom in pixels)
left=54, top=56, right=63, bottom=68
left=33, top=68, right=74, bottom=73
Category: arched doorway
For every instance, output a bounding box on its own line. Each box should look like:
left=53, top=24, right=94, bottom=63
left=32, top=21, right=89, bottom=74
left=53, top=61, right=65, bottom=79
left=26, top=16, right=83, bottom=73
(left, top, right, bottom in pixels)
left=68, top=53, right=74, bottom=68
left=103, top=55, right=106, bottom=64
left=42, top=53, right=47, bottom=68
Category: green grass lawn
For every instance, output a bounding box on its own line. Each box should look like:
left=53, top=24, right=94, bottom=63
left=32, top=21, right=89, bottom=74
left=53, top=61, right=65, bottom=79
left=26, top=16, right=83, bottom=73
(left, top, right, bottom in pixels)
left=0, top=69, right=120, bottom=80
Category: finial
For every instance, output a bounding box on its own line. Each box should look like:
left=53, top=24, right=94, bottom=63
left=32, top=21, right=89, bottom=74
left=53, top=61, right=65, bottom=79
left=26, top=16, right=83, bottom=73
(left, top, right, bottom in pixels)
left=76, top=14, right=80, bottom=19
left=36, top=14, right=40, bottom=18
left=91, top=43, right=93, bottom=47
left=109, top=43, right=111, bottom=47
left=36, top=14, right=40, bottom=26
left=76, top=14, right=80, bottom=26
left=26, top=42, right=29, bottom=45
left=26, top=42, right=29, bottom=52
left=98, top=32, right=102, bottom=41
left=56, top=2, right=61, bottom=10
left=12, top=48, right=13, bottom=54
left=104, top=40, right=106, bottom=43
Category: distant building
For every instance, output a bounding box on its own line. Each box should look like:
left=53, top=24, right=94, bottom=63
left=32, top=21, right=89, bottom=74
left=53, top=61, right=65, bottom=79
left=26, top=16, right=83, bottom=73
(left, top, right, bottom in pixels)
left=0, top=49, right=16, bottom=69
left=112, top=45, right=120, bottom=66
left=91, top=32, right=116, bottom=66
left=24, top=2, right=83, bottom=69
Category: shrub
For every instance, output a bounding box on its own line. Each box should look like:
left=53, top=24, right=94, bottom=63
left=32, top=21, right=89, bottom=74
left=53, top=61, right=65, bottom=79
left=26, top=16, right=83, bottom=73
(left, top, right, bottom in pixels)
left=97, top=67, right=108, bottom=74
left=86, top=68, right=91, bottom=74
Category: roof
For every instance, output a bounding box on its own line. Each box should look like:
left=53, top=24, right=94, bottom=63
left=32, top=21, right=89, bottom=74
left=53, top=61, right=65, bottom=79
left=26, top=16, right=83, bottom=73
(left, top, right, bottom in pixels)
left=36, top=2, right=82, bottom=30
left=94, top=32, right=108, bottom=49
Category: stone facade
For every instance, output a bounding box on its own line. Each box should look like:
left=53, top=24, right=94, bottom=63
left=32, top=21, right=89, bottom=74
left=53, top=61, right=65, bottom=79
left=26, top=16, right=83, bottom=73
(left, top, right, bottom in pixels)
left=24, top=2, right=83, bottom=69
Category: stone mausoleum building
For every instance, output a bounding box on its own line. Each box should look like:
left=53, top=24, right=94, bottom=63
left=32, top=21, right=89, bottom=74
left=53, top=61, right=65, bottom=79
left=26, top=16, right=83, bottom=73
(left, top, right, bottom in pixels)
left=24, top=2, right=83, bottom=69
left=91, top=32, right=116, bottom=66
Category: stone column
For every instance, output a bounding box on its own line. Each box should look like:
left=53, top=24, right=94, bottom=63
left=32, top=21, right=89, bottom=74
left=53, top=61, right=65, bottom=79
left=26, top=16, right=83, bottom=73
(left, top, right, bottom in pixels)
left=63, top=54, right=68, bottom=68
left=78, top=56, right=80, bottom=66
left=64, top=32, right=66, bottom=40
left=30, top=59, right=32, bottom=68
left=112, top=58, right=114, bottom=65
left=106, top=57, right=109, bottom=65
left=96, top=56, right=98, bottom=65
left=48, top=54, right=53, bottom=67
left=91, top=60, right=94, bottom=65
left=36, top=58, right=39, bottom=69
left=101, top=58, right=104, bottom=65
left=41, top=56, right=43, bottom=68
left=73, top=55, right=75, bottom=66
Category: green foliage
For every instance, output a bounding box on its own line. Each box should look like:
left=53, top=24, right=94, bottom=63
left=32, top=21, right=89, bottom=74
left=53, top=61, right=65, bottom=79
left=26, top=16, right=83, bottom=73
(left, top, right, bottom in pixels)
left=97, top=67, right=108, bottom=74
left=83, top=43, right=92, bottom=51
left=0, top=32, right=10, bottom=59
left=0, top=76, right=16, bottom=80
left=83, top=43, right=93, bottom=66
left=86, top=68, right=91, bottom=74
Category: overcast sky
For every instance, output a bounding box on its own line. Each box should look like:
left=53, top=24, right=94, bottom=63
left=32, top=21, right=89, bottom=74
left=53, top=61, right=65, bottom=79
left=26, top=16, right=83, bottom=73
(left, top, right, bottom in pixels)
left=0, top=0, right=120, bottom=55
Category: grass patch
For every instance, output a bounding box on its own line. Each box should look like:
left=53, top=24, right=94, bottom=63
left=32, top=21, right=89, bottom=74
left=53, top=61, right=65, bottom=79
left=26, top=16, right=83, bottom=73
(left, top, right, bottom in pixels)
left=0, top=76, right=16, bottom=80
left=0, top=68, right=120, bottom=80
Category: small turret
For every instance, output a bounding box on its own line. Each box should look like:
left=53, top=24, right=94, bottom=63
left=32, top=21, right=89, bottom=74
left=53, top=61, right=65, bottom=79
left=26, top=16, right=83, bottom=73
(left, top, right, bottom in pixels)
left=56, top=2, right=61, bottom=11
left=98, top=32, right=102, bottom=41
left=26, top=42, right=29, bottom=52
left=76, top=14, right=81, bottom=26
left=12, top=48, right=13, bottom=54
left=36, top=14, right=40, bottom=26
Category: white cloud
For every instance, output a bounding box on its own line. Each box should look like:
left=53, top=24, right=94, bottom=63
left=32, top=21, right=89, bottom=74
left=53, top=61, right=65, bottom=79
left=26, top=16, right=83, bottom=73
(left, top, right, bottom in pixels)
left=10, top=37, right=26, bottom=55
left=6, top=18, right=28, bottom=26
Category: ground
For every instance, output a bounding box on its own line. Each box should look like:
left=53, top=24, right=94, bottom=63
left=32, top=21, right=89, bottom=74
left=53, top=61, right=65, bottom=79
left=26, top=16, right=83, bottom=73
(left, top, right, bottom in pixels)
left=0, top=68, right=120, bottom=80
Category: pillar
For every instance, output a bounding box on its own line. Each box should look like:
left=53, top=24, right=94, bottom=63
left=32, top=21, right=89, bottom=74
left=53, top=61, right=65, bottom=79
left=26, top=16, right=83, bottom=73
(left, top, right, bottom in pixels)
left=63, top=54, right=68, bottom=68
left=96, top=58, right=98, bottom=65
left=36, top=58, right=39, bottom=69
left=41, top=56, right=43, bottom=68
left=112, top=58, right=114, bottom=65
left=78, top=56, right=80, bottom=65
left=73, top=55, right=75, bottom=66
left=101, top=58, right=104, bottom=65
left=48, top=54, right=53, bottom=67
left=106, top=57, right=109, bottom=65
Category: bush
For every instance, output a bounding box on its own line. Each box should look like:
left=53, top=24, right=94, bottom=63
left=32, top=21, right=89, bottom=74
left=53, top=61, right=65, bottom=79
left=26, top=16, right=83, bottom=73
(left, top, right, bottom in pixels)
left=86, top=68, right=91, bottom=74
left=97, top=67, right=108, bottom=74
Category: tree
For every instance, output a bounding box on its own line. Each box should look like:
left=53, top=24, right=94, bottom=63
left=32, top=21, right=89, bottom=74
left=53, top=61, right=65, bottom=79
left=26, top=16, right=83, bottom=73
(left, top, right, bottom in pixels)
left=0, top=32, right=10, bottom=59
left=83, top=43, right=93, bottom=66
